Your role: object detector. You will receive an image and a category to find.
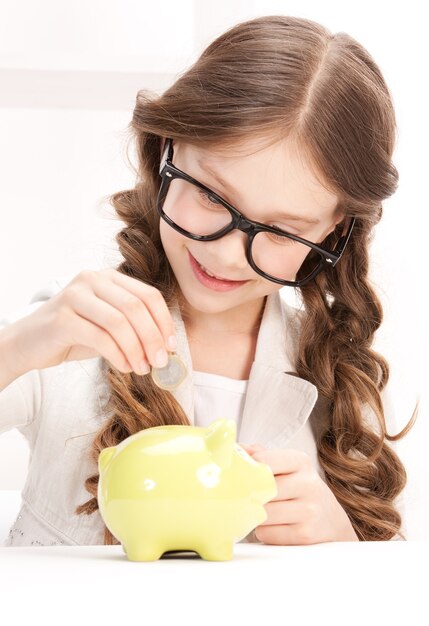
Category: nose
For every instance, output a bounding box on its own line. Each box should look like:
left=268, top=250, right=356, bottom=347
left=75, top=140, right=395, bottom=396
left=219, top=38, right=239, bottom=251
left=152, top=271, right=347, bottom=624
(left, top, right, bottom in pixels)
left=205, top=228, right=250, bottom=272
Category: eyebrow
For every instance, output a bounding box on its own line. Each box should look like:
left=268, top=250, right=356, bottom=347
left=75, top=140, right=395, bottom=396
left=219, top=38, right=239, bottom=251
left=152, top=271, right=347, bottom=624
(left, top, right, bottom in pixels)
left=196, top=159, right=321, bottom=225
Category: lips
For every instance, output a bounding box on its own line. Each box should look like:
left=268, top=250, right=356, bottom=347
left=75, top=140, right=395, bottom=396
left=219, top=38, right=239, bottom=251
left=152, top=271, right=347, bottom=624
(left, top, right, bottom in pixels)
left=190, top=252, right=242, bottom=282
left=187, top=250, right=250, bottom=292
left=196, top=261, right=231, bottom=281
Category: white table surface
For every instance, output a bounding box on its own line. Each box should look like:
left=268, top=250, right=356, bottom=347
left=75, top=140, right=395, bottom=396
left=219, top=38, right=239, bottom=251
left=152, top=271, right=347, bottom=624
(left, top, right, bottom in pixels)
left=0, top=540, right=427, bottom=625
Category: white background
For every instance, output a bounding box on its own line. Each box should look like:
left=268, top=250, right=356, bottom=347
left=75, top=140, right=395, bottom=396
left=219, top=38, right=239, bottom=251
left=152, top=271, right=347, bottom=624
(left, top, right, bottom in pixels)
left=0, top=0, right=427, bottom=539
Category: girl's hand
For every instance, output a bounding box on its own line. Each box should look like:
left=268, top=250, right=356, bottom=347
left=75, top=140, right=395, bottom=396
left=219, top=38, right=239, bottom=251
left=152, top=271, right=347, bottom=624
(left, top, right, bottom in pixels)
left=240, top=444, right=359, bottom=544
left=4, top=268, right=177, bottom=378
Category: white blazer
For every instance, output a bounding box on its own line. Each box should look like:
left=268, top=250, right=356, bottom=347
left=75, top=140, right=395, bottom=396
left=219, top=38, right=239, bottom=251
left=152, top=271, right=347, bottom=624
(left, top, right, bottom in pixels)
left=0, top=277, right=400, bottom=546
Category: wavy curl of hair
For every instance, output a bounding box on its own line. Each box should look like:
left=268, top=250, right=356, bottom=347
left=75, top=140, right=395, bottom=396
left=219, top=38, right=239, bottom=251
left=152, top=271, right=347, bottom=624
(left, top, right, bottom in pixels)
left=75, top=15, right=418, bottom=543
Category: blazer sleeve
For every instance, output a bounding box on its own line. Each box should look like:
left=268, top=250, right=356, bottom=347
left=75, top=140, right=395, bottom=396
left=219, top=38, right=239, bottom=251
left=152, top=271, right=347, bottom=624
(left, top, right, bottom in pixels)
left=238, top=383, right=410, bottom=545
left=0, top=277, right=66, bottom=435
left=0, top=370, right=43, bottom=436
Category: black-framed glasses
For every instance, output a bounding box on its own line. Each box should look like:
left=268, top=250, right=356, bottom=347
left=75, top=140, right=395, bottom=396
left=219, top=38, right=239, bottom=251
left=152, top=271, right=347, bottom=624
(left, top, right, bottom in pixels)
left=157, top=137, right=355, bottom=287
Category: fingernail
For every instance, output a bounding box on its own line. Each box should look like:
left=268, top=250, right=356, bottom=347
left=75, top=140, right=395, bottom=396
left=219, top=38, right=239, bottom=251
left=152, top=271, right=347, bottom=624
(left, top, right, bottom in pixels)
left=155, top=348, right=169, bottom=368
left=139, top=361, right=151, bottom=375
left=167, top=335, right=177, bottom=351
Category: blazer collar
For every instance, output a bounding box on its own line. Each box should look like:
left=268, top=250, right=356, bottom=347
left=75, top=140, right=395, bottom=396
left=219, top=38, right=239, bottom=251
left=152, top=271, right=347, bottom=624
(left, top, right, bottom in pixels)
left=169, top=290, right=318, bottom=447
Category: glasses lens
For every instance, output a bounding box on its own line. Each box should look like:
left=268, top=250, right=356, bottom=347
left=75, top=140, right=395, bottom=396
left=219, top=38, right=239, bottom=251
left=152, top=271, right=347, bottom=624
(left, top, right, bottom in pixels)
left=251, top=230, right=324, bottom=283
left=160, top=176, right=325, bottom=284
left=161, top=178, right=233, bottom=236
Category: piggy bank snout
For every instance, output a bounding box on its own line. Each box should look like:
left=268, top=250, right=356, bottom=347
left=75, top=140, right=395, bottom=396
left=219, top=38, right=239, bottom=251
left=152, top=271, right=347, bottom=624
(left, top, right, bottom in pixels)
left=249, top=459, right=277, bottom=502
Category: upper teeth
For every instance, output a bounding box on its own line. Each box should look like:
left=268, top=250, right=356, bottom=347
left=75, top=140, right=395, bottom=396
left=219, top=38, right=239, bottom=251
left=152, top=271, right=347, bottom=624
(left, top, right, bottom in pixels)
left=200, top=263, right=222, bottom=279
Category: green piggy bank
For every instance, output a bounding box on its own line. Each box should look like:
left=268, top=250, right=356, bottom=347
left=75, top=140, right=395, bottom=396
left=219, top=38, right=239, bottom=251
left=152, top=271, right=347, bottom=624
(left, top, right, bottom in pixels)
left=97, top=418, right=277, bottom=561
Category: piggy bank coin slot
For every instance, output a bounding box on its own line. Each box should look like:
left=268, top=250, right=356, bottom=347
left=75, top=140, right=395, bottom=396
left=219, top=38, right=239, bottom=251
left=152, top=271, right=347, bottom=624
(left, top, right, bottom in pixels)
left=151, top=352, right=188, bottom=390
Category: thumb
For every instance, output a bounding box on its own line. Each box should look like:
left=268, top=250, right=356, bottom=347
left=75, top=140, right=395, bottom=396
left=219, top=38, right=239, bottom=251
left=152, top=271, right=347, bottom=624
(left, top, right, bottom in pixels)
left=247, top=443, right=265, bottom=451
left=239, top=443, right=265, bottom=454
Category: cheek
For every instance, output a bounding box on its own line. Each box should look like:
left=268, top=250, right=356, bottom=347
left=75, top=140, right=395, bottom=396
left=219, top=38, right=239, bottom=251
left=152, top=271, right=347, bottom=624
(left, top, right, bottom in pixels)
left=159, top=218, right=170, bottom=244
left=159, top=219, right=184, bottom=253
left=265, top=284, right=284, bottom=300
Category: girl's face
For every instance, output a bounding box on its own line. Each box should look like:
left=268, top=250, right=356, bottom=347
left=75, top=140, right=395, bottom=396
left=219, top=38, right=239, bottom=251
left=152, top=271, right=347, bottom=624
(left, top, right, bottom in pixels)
left=159, top=135, right=343, bottom=332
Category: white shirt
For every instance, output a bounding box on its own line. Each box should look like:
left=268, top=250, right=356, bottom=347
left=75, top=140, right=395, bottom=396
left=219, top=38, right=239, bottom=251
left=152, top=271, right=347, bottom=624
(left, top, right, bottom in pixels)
left=192, top=370, right=248, bottom=430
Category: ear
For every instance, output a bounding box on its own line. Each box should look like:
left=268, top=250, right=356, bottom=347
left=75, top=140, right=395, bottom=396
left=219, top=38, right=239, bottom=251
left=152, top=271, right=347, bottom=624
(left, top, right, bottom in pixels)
left=331, top=206, right=346, bottom=228
left=205, top=418, right=236, bottom=469
left=335, top=214, right=345, bottom=227
left=325, top=211, right=347, bottom=240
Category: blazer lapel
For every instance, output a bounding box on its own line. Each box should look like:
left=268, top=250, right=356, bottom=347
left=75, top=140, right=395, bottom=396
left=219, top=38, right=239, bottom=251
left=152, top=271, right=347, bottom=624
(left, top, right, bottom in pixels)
left=237, top=291, right=318, bottom=446
left=168, top=299, right=195, bottom=422
left=169, top=291, right=319, bottom=447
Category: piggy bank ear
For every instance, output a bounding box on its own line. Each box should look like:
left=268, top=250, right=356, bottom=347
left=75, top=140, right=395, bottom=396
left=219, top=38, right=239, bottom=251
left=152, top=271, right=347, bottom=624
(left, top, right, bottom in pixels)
left=98, top=446, right=116, bottom=471
left=205, top=419, right=236, bottom=470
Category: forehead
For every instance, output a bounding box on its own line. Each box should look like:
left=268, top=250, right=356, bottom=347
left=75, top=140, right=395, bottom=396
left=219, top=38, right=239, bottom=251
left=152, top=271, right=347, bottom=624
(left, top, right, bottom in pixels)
left=178, top=135, right=340, bottom=216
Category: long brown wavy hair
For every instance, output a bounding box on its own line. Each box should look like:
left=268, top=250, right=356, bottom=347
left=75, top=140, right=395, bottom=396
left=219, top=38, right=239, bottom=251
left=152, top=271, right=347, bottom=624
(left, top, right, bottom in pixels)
left=75, top=15, right=418, bottom=543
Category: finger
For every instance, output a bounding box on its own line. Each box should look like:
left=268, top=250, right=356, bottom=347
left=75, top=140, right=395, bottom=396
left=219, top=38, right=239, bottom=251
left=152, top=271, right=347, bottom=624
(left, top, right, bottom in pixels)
left=91, top=278, right=172, bottom=370
left=254, top=523, right=317, bottom=546
left=251, top=448, right=313, bottom=476
left=238, top=444, right=254, bottom=454
left=69, top=287, right=152, bottom=374
left=259, top=499, right=311, bottom=526
left=64, top=311, right=135, bottom=374
left=239, top=443, right=265, bottom=455
left=269, top=472, right=308, bottom=501
left=103, top=269, right=177, bottom=350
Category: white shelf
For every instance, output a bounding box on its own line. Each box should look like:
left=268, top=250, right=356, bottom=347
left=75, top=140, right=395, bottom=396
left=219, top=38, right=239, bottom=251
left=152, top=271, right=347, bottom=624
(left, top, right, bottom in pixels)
left=0, top=68, right=177, bottom=110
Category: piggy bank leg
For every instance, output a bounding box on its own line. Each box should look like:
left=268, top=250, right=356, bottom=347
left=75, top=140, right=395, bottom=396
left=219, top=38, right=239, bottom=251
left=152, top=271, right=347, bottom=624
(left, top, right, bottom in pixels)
left=123, top=538, right=166, bottom=562
left=197, top=538, right=234, bottom=561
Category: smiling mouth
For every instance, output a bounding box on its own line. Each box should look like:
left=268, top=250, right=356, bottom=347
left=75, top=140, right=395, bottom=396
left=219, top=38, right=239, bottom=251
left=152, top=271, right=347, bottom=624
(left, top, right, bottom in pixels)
left=196, top=260, right=233, bottom=281
left=187, top=250, right=249, bottom=288
left=190, top=251, right=247, bottom=283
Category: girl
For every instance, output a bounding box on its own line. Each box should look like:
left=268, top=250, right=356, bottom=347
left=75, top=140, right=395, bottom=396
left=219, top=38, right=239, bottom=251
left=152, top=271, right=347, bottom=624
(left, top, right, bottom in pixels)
left=0, top=15, right=417, bottom=548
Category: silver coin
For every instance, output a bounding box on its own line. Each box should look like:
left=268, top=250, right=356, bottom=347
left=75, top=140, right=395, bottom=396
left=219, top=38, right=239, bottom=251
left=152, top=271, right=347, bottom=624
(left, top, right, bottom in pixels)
left=150, top=353, right=188, bottom=390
